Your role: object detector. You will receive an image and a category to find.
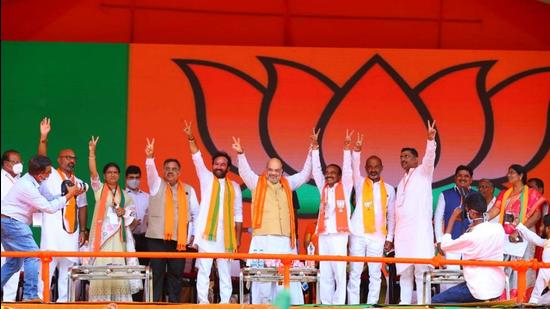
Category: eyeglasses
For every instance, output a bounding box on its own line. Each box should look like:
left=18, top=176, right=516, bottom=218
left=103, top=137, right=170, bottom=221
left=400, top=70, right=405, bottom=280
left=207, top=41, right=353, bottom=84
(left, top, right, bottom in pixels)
left=8, top=160, right=21, bottom=164
left=59, top=155, right=77, bottom=160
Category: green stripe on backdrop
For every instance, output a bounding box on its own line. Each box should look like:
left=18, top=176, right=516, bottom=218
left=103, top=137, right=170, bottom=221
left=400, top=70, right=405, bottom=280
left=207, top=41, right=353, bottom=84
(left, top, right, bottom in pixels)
left=1, top=41, right=129, bottom=241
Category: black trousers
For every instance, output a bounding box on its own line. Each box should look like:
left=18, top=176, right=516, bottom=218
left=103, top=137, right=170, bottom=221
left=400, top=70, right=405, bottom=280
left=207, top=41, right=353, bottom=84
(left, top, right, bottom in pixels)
left=146, top=237, right=185, bottom=303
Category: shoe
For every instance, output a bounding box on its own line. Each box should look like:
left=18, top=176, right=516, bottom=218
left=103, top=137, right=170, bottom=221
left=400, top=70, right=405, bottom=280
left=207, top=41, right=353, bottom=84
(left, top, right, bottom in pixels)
left=22, top=298, right=42, bottom=303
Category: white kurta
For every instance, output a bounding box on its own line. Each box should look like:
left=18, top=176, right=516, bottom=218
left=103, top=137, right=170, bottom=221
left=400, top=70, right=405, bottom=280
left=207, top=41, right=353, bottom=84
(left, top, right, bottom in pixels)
left=191, top=151, right=243, bottom=252
left=440, top=222, right=505, bottom=300
left=39, top=169, right=88, bottom=261
left=516, top=223, right=550, bottom=304
left=349, top=151, right=395, bottom=241
left=394, top=140, right=436, bottom=274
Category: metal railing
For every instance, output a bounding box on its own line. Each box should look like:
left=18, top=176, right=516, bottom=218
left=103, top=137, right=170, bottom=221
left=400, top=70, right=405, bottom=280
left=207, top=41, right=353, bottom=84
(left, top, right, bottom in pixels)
left=2, top=250, right=548, bottom=304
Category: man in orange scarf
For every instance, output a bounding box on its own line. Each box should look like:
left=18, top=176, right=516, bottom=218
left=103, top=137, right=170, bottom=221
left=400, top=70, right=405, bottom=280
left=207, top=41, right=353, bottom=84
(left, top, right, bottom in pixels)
left=346, top=131, right=396, bottom=305
left=35, top=118, right=90, bottom=302
left=144, top=138, right=199, bottom=303
left=310, top=129, right=351, bottom=305
left=232, top=136, right=311, bottom=305
left=184, top=121, right=242, bottom=304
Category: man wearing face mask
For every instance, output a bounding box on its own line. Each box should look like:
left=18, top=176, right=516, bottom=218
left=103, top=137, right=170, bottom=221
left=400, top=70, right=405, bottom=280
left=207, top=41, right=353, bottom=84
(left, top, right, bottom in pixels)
left=310, top=129, right=352, bottom=305
left=1, top=149, right=24, bottom=302
left=232, top=136, right=311, bottom=305
left=125, top=165, right=150, bottom=301
left=1, top=155, right=82, bottom=302
left=35, top=117, right=89, bottom=302
left=183, top=121, right=243, bottom=304
left=144, top=138, right=199, bottom=303
left=433, top=165, right=474, bottom=291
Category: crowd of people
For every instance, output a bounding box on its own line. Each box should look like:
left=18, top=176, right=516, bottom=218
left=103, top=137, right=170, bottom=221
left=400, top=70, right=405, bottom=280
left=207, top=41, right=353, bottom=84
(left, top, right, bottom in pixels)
left=1, top=118, right=548, bottom=305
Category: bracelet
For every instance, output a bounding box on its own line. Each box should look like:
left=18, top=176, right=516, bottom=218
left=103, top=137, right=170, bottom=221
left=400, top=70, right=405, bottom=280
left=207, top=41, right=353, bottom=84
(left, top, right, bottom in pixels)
left=40, top=139, right=47, bottom=143
left=80, top=229, right=89, bottom=233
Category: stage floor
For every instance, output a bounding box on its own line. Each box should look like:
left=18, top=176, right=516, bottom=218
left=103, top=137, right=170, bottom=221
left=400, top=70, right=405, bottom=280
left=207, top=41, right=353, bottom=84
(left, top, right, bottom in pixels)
left=0, top=300, right=536, bottom=309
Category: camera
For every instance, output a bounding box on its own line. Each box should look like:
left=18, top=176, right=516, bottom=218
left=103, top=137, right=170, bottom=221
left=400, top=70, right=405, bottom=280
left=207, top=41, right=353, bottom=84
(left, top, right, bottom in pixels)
left=61, top=180, right=89, bottom=196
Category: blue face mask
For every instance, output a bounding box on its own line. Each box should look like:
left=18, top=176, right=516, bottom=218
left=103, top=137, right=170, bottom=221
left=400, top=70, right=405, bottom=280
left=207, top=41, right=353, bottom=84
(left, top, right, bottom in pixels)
left=126, top=179, right=140, bottom=190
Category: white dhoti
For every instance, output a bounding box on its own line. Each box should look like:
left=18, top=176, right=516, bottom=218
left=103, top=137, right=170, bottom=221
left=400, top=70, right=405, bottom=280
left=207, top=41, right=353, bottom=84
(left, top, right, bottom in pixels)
left=196, top=245, right=232, bottom=304
left=347, top=234, right=384, bottom=304
left=248, top=235, right=304, bottom=305
left=399, top=264, right=431, bottom=304
left=318, top=233, right=348, bottom=304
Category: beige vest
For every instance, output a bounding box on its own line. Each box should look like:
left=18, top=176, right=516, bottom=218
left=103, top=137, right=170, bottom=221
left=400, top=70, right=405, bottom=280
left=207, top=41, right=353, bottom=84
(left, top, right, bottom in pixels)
left=253, top=181, right=291, bottom=237
left=145, top=181, right=192, bottom=241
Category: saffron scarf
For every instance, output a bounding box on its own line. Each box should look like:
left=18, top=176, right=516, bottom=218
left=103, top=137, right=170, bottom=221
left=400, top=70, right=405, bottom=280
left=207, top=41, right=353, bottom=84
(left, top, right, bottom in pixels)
left=203, top=176, right=237, bottom=252
left=164, top=181, right=189, bottom=251
left=317, top=182, right=349, bottom=233
left=362, top=178, right=388, bottom=234
left=499, top=185, right=528, bottom=225
left=58, top=169, right=77, bottom=234
left=252, top=175, right=296, bottom=248
left=92, top=184, right=126, bottom=251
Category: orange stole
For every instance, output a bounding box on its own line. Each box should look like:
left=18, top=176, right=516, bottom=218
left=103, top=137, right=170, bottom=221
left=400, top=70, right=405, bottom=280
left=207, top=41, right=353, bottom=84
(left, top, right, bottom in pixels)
left=164, top=181, right=189, bottom=251
left=252, top=175, right=296, bottom=248
left=317, top=182, right=349, bottom=233
left=58, top=169, right=77, bottom=233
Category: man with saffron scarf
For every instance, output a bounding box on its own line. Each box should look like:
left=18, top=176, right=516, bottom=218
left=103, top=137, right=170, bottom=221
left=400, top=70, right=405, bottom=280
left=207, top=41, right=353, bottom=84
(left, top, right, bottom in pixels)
left=310, top=129, right=351, bottom=305
left=231, top=136, right=312, bottom=304
left=347, top=131, right=396, bottom=305
left=144, top=138, right=199, bottom=303
left=35, top=117, right=89, bottom=302
left=394, top=120, right=437, bottom=304
left=183, top=121, right=242, bottom=304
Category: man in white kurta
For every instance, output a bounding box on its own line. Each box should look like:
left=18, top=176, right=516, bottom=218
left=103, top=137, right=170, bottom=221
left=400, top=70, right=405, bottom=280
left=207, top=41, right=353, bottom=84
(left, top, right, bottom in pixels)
left=433, top=192, right=505, bottom=303
left=394, top=121, right=437, bottom=304
left=232, top=137, right=310, bottom=305
left=184, top=123, right=243, bottom=304
left=347, top=139, right=395, bottom=305
left=310, top=136, right=351, bottom=305
left=35, top=119, right=89, bottom=302
left=1, top=149, right=23, bottom=302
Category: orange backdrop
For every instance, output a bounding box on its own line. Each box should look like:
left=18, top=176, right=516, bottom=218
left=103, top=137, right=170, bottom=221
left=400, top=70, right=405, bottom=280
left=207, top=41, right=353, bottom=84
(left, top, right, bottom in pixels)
left=127, top=44, right=550, bottom=253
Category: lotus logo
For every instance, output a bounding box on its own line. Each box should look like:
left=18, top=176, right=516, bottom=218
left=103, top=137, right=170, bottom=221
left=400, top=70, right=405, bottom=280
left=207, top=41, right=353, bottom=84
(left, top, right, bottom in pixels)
left=172, top=54, right=549, bottom=211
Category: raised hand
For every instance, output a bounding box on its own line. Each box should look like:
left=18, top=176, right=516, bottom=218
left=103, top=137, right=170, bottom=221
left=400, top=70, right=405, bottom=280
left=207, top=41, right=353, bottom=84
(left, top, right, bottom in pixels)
left=88, top=136, right=99, bottom=154
left=427, top=120, right=437, bottom=141
left=183, top=120, right=194, bottom=139
left=40, top=117, right=51, bottom=137
left=145, top=138, right=155, bottom=158
left=353, top=132, right=364, bottom=152
left=310, top=128, right=320, bottom=149
left=344, top=129, right=354, bottom=150
left=231, top=136, right=243, bottom=154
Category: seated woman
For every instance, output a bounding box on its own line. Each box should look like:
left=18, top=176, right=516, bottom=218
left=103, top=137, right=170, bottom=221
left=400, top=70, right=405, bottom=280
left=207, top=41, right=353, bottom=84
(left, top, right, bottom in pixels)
left=516, top=214, right=550, bottom=304
left=87, top=136, right=142, bottom=301
left=432, top=192, right=505, bottom=303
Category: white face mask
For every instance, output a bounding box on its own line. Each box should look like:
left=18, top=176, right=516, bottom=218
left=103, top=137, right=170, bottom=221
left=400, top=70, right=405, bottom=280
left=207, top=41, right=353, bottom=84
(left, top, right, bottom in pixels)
left=12, top=163, right=23, bottom=175
left=126, top=179, right=140, bottom=190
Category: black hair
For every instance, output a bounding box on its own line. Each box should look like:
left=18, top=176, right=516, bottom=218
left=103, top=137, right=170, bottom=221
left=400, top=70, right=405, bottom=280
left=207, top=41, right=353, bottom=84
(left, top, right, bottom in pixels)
left=544, top=214, right=550, bottom=228
left=28, top=155, right=52, bottom=175
left=102, top=162, right=121, bottom=174
left=325, top=163, right=342, bottom=176
left=528, top=178, right=544, bottom=190
left=163, top=158, right=181, bottom=169
left=509, top=164, right=527, bottom=185
left=455, top=165, right=473, bottom=177
left=2, top=149, right=20, bottom=166
left=464, top=191, right=487, bottom=214
left=125, top=165, right=141, bottom=177
left=401, top=147, right=418, bottom=158
left=212, top=151, right=232, bottom=168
